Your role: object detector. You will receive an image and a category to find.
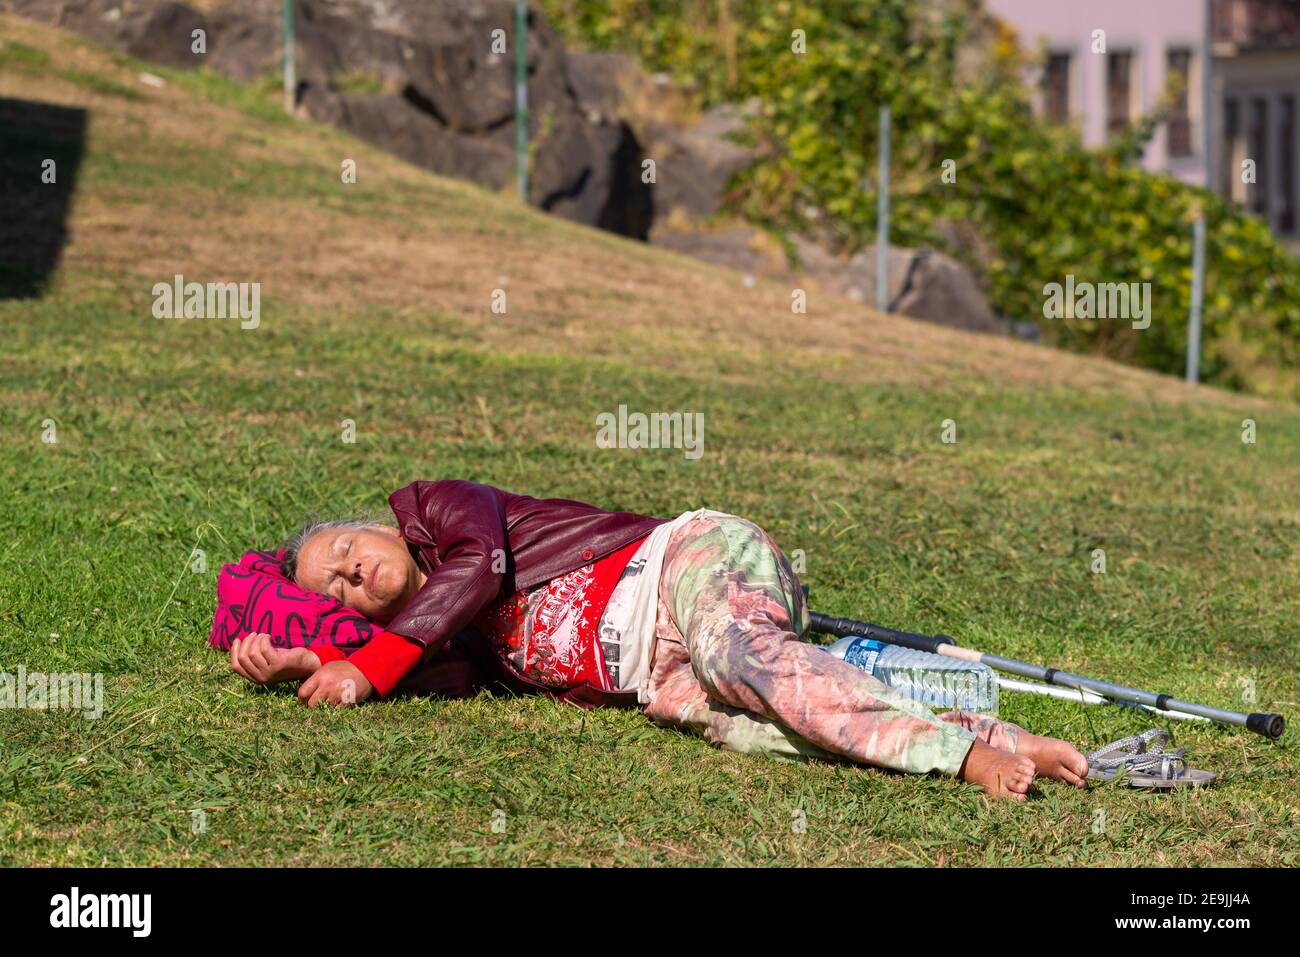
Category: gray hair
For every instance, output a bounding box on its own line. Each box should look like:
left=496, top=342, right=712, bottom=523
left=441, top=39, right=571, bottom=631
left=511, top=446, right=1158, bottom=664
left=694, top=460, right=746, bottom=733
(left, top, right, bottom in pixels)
left=278, top=515, right=391, bottom=584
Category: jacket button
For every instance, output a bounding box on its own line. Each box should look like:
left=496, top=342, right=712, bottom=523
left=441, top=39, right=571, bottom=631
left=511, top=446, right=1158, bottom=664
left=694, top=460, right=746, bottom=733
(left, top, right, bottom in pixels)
left=580, top=548, right=595, bottom=561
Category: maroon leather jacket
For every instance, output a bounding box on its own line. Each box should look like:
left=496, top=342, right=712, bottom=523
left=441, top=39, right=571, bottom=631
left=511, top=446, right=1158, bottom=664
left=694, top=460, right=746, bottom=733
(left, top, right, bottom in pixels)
left=384, top=480, right=667, bottom=708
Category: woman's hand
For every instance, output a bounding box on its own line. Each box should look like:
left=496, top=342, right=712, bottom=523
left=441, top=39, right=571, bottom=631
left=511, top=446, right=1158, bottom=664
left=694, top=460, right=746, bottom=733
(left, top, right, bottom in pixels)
left=297, top=660, right=373, bottom=708
left=230, top=633, right=319, bottom=686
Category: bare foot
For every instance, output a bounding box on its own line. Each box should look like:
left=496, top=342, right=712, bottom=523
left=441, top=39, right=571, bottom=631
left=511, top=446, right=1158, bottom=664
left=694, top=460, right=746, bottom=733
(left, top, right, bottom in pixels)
left=959, top=739, right=1035, bottom=801
left=1014, top=732, right=1088, bottom=788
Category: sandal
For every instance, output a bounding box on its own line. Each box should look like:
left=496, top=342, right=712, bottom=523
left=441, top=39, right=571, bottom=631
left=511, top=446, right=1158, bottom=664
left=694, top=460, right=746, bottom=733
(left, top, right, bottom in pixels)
left=1086, top=728, right=1216, bottom=789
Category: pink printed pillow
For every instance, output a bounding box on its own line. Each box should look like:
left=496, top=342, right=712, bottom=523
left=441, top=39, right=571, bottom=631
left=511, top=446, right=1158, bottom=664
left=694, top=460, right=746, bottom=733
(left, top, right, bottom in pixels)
left=208, top=549, right=379, bottom=652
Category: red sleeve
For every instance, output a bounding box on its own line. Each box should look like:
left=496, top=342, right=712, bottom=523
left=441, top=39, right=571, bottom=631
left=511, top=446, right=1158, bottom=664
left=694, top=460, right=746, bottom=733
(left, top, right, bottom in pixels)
left=344, top=630, right=424, bottom=699
left=308, top=644, right=347, bottom=666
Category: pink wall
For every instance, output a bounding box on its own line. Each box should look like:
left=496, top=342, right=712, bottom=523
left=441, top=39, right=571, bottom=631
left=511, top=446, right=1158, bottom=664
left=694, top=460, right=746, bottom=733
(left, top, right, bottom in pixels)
left=985, top=0, right=1208, bottom=183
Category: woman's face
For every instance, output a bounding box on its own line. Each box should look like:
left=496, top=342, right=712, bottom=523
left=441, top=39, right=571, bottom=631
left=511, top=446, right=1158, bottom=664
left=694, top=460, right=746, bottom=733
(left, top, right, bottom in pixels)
left=295, top=524, right=423, bottom=623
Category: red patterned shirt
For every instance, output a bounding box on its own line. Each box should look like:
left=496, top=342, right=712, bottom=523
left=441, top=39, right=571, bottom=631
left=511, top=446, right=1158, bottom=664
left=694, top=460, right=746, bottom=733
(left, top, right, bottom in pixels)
left=471, top=537, right=647, bottom=691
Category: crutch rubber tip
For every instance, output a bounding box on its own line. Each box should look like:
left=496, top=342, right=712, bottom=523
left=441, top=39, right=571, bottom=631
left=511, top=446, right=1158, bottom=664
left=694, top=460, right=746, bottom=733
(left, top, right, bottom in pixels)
left=1246, top=713, right=1286, bottom=739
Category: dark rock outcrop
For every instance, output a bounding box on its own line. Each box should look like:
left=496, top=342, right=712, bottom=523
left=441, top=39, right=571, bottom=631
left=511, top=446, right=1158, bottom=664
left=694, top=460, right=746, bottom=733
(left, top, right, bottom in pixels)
left=656, top=226, right=1005, bottom=333
left=4, top=0, right=654, bottom=237
left=565, top=49, right=642, bottom=125
left=3, top=0, right=1006, bottom=333
left=299, top=85, right=516, bottom=187
left=4, top=0, right=209, bottom=67
left=812, top=242, right=1005, bottom=333
left=643, top=100, right=756, bottom=224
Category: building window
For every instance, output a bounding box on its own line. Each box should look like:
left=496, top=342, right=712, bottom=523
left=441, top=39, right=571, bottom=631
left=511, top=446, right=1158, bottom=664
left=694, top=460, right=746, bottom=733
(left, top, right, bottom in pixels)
left=1281, top=96, right=1295, bottom=234
left=1107, top=51, right=1134, bottom=136
left=1250, top=97, right=1269, bottom=217
left=1043, top=52, right=1071, bottom=125
left=1166, top=48, right=1193, bottom=157
left=1223, top=98, right=1242, bottom=202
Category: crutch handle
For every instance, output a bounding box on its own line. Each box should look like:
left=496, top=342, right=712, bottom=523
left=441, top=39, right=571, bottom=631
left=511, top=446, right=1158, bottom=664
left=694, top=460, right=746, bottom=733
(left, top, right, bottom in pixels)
left=807, top=611, right=956, bottom=656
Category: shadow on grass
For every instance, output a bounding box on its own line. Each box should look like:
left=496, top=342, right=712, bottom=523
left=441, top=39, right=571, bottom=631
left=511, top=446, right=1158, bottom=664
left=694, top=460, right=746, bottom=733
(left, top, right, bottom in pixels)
left=0, top=97, right=86, bottom=298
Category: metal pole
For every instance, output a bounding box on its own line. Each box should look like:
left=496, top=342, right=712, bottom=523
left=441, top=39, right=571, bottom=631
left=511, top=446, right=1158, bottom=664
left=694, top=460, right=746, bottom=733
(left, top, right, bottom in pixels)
left=515, top=0, right=528, bottom=202
left=876, top=106, right=890, bottom=313
left=996, top=677, right=1211, bottom=724
left=1186, top=215, right=1206, bottom=383
left=282, top=0, right=295, bottom=114
left=970, top=646, right=1274, bottom=732
left=808, top=610, right=1285, bottom=738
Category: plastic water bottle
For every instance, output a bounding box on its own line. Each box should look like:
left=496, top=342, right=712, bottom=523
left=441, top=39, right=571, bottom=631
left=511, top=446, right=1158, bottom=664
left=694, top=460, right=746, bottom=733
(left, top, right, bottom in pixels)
left=823, top=637, right=999, bottom=713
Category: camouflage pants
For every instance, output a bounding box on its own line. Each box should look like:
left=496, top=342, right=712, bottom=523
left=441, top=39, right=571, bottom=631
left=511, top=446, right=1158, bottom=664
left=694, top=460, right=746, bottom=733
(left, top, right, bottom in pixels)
left=642, top=514, right=1022, bottom=775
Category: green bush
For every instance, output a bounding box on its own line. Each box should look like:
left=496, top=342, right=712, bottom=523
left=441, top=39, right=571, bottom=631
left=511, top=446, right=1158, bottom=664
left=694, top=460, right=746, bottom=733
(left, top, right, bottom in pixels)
left=539, top=0, right=1300, bottom=399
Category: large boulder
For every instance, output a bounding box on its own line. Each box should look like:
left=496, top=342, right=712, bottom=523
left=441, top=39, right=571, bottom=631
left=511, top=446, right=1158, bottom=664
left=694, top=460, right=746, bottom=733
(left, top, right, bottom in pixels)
left=313, top=0, right=576, bottom=133
left=564, top=49, right=643, bottom=125
left=299, top=85, right=516, bottom=187
left=4, top=0, right=209, bottom=68
left=4, top=0, right=654, bottom=237
left=565, top=49, right=757, bottom=226
left=655, top=227, right=1005, bottom=334
left=809, top=242, right=916, bottom=309
left=195, top=0, right=575, bottom=137
left=1, top=0, right=1004, bottom=335
left=643, top=100, right=756, bottom=224
left=808, top=242, right=1005, bottom=333
left=121, top=0, right=206, bottom=67
left=532, top=112, right=652, bottom=238
left=891, top=249, right=1005, bottom=333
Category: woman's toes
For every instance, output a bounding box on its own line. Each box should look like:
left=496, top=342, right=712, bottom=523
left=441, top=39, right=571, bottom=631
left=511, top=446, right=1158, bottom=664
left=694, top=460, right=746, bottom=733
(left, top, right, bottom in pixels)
left=1059, top=766, right=1084, bottom=788
left=1057, top=748, right=1088, bottom=787
left=1027, top=740, right=1090, bottom=785
left=1011, top=758, right=1035, bottom=792
left=1069, top=751, right=1089, bottom=778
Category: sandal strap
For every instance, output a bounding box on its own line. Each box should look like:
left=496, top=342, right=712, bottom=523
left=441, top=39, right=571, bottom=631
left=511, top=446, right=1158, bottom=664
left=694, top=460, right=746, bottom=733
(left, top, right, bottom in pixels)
left=1137, top=727, right=1171, bottom=750
left=1088, top=731, right=1188, bottom=779
left=1086, top=728, right=1177, bottom=771
left=1123, top=749, right=1187, bottom=779
left=1086, top=733, right=1145, bottom=765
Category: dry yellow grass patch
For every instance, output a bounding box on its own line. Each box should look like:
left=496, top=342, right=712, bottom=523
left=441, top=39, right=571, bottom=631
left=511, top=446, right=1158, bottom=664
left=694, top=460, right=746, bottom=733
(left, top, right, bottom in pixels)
left=0, top=13, right=1274, bottom=414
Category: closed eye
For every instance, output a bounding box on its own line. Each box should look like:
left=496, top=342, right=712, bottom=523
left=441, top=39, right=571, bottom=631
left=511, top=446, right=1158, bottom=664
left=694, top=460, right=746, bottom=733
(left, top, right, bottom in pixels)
left=325, top=536, right=351, bottom=600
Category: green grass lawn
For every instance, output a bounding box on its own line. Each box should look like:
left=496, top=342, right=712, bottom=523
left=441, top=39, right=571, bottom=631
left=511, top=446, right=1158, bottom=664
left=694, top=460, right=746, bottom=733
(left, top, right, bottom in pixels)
left=0, top=16, right=1296, bottom=866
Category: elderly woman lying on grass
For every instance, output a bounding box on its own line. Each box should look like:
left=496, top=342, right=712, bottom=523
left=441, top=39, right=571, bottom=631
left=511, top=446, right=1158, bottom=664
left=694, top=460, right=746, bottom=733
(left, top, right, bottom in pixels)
left=228, top=480, right=1089, bottom=801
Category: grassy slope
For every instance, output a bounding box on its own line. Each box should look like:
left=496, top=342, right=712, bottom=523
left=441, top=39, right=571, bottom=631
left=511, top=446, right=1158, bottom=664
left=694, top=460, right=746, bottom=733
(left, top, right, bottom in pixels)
left=0, top=16, right=1296, bottom=866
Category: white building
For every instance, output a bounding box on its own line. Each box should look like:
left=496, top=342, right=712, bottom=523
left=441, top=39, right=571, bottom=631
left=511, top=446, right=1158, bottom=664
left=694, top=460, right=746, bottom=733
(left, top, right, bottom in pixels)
left=985, top=0, right=1300, bottom=239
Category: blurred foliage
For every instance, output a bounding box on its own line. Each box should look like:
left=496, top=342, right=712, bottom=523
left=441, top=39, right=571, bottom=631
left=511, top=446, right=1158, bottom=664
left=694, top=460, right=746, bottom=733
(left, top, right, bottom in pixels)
left=538, top=0, right=1300, bottom=398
